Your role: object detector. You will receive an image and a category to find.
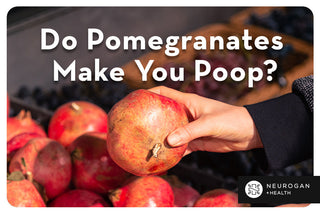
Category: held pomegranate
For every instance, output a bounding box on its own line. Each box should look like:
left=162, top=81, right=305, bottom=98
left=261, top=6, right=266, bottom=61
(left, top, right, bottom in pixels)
left=7, top=110, right=46, bottom=142
left=193, top=189, right=248, bottom=207
left=7, top=179, right=46, bottom=207
left=9, top=137, right=72, bottom=199
left=70, top=132, right=129, bottom=194
left=109, top=176, right=174, bottom=207
left=7, top=132, right=44, bottom=161
left=107, top=89, right=189, bottom=176
left=164, top=175, right=200, bottom=207
left=48, top=101, right=108, bottom=148
left=49, top=189, right=110, bottom=207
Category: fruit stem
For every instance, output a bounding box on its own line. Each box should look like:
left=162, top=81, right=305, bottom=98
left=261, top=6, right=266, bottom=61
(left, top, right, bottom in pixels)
left=26, top=171, right=33, bottom=183
left=17, top=110, right=31, bottom=120
left=152, top=143, right=161, bottom=158
left=70, top=102, right=81, bottom=111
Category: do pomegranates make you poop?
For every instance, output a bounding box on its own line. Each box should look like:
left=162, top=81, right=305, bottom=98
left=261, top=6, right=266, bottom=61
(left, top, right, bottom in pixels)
left=107, top=89, right=189, bottom=176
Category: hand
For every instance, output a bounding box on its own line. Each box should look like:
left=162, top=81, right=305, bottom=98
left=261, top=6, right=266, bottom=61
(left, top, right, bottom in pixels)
left=149, top=86, right=263, bottom=155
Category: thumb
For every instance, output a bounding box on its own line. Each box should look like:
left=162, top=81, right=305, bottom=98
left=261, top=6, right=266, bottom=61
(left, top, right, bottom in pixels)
left=167, top=118, right=209, bottom=147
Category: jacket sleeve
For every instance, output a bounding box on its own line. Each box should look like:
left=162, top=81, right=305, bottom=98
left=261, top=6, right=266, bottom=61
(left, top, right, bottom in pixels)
left=244, top=76, right=313, bottom=171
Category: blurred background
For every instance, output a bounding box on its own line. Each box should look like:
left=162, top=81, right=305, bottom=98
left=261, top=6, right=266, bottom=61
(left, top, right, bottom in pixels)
left=8, top=7, right=244, bottom=94
left=7, top=7, right=314, bottom=206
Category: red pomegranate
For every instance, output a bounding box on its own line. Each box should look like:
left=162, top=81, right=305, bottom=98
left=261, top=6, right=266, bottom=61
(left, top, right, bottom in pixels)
left=164, top=175, right=200, bottom=207
left=7, top=179, right=45, bottom=207
left=193, top=189, right=247, bottom=207
left=107, top=89, right=189, bottom=176
left=49, top=189, right=110, bottom=207
left=109, top=176, right=174, bottom=207
left=9, top=137, right=72, bottom=199
left=48, top=101, right=108, bottom=148
left=7, top=110, right=46, bottom=142
left=7, top=132, right=44, bottom=161
left=70, top=132, right=130, bottom=194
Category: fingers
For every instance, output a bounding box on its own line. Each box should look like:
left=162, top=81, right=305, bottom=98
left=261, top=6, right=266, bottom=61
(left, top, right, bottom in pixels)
left=148, top=86, right=189, bottom=104
left=167, top=117, right=211, bottom=147
left=149, top=86, right=199, bottom=119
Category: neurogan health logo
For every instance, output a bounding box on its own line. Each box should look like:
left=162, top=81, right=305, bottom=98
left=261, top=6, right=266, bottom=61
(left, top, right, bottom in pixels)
left=245, top=180, right=263, bottom=198
left=239, top=176, right=320, bottom=204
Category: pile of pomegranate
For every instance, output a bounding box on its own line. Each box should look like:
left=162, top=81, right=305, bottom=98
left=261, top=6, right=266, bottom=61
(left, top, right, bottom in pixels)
left=6, top=91, right=301, bottom=207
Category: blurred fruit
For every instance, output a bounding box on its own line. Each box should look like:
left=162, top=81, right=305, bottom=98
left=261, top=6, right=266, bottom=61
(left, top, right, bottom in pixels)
left=164, top=175, right=200, bottom=207
left=247, top=7, right=313, bottom=43
left=49, top=189, right=110, bottom=207
left=7, top=110, right=46, bottom=142
left=7, top=178, right=45, bottom=207
left=161, top=51, right=267, bottom=104
left=9, top=137, right=71, bottom=199
left=109, top=176, right=174, bottom=207
left=7, top=132, right=43, bottom=161
left=15, top=82, right=132, bottom=112
left=193, top=189, right=247, bottom=207
left=70, top=132, right=130, bottom=194
left=107, top=89, right=188, bottom=176
left=48, top=101, right=108, bottom=148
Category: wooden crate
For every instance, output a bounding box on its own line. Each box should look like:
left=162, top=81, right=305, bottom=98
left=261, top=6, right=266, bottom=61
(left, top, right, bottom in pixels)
left=229, top=7, right=283, bottom=27
left=121, top=24, right=313, bottom=106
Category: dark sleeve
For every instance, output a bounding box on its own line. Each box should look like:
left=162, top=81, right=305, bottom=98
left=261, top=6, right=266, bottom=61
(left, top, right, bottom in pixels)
left=244, top=77, right=313, bottom=171
left=292, top=75, right=313, bottom=112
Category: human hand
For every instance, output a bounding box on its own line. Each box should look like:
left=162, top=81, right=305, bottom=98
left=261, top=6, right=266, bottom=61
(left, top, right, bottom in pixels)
left=149, top=86, right=263, bottom=155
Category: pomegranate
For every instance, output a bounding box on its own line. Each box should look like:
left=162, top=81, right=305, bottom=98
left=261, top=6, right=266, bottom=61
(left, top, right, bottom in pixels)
left=70, top=132, right=130, bottom=194
left=9, top=137, right=72, bottom=199
left=193, top=189, right=248, bottom=207
left=164, top=175, right=200, bottom=207
left=7, top=132, right=44, bottom=161
left=109, top=176, right=174, bottom=207
left=49, top=189, right=110, bottom=207
left=7, top=110, right=46, bottom=142
left=48, top=101, right=108, bottom=148
left=107, top=89, right=189, bottom=176
left=7, top=179, right=45, bottom=207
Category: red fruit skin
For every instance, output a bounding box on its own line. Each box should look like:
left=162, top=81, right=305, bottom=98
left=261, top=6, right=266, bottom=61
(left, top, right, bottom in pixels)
left=107, top=89, right=188, bottom=176
left=48, top=101, right=108, bottom=148
left=110, top=176, right=174, bottom=207
left=70, top=132, right=129, bottom=194
left=49, top=189, right=110, bottom=207
left=7, top=132, right=44, bottom=161
left=7, top=179, right=46, bottom=207
left=9, top=137, right=72, bottom=199
left=173, top=184, right=200, bottom=207
left=164, top=175, right=200, bottom=207
left=193, top=189, right=244, bottom=207
left=7, top=110, right=46, bottom=142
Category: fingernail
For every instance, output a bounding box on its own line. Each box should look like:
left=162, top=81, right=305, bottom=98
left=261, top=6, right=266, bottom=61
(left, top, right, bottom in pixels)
left=168, top=132, right=181, bottom=146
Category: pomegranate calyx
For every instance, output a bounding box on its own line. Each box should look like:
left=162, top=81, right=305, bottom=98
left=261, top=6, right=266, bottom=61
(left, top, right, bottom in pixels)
left=16, top=110, right=32, bottom=121
left=152, top=143, right=162, bottom=158
left=70, top=102, right=81, bottom=112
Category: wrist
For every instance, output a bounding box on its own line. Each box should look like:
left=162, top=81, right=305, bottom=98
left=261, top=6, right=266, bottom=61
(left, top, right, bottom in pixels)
left=238, top=106, right=263, bottom=150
